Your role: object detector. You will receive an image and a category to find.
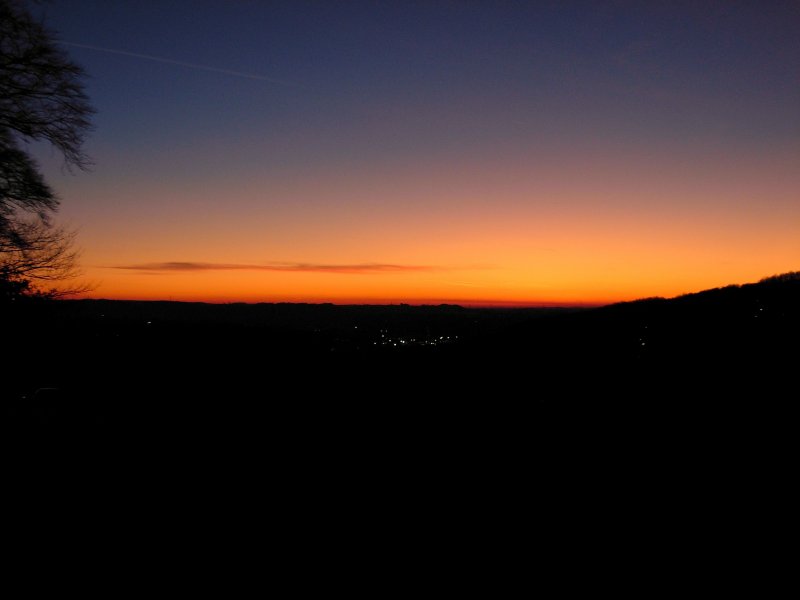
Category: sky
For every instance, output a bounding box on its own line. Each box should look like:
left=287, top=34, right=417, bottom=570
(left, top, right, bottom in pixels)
left=30, top=0, right=800, bottom=305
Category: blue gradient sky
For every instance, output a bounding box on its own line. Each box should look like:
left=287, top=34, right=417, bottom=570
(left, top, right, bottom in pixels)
left=31, top=1, right=800, bottom=304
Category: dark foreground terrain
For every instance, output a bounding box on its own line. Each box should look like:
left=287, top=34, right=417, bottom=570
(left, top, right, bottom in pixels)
left=3, top=274, right=797, bottom=474
left=3, top=273, right=797, bottom=567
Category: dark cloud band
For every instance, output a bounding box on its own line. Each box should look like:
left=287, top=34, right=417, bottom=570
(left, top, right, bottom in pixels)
left=112, top=262, right=438, bottom=274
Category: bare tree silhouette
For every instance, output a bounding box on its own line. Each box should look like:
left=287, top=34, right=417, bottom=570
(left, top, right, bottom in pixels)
left=0, top=0, right=94, bottom=299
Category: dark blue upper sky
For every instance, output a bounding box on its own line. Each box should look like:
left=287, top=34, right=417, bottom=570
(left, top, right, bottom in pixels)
left=43, top=0, right=800, bottom=157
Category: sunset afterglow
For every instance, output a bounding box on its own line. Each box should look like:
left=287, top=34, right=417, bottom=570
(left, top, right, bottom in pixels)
left=34, top=1, right=798, bottom=305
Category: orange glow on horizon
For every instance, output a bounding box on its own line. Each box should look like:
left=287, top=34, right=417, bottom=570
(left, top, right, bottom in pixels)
left=29, top=2, right=800, bottom=310
left=55, top=123, right=799, bottom=307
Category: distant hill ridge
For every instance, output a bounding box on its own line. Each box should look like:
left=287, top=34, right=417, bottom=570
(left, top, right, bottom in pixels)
left=611, top=270, right=800, bottom=306
left=484, top=269, right=799, bottom=382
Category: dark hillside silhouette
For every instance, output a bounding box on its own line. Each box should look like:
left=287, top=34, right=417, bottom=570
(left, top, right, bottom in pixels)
left=471, top=273, right=798, bottom=375
left=4, top=273, right=798, bottom=405
left=3, top=272, right=797, bottom=474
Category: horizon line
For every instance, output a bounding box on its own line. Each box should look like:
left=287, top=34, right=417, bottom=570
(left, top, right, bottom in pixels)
left=63, top=294, right=607, bottom=309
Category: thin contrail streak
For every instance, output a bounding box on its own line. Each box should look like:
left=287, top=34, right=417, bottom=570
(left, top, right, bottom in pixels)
left=60, top=41, right=295, bottom=86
